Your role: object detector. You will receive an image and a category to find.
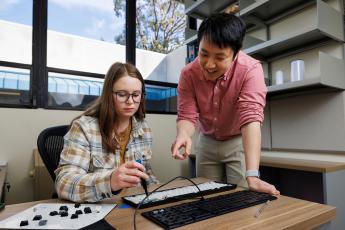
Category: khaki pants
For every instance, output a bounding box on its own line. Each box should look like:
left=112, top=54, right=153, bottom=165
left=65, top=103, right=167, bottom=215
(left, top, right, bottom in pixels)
left=195, top=133, right=247, bottom=188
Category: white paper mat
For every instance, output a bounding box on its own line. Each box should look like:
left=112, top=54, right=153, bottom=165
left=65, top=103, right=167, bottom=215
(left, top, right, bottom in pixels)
left=0, top=203, right=116, bottom=229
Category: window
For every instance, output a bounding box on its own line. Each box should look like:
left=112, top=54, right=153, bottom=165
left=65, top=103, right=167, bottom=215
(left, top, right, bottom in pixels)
left=0, top=0, right=178, bottom=113
left=0, top=0, right=33, bottom=106
left=46, top=0, right=126, bottom=109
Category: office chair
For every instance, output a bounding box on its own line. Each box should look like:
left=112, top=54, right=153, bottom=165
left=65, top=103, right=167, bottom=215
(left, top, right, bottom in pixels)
left=37, top=125, right=70, bottom=183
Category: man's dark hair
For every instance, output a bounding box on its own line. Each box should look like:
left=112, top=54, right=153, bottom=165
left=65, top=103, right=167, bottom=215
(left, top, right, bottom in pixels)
left=197, top=13, right=246, bottom=54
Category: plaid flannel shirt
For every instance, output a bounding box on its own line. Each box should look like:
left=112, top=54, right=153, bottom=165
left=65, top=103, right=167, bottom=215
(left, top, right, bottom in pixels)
left=55, top=115, right=158, bottom=202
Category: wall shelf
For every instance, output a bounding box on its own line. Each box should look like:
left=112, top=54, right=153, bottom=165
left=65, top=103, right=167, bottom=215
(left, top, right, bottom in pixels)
left=243, top=0, right=344, bottom=59
left=245, top=29, right=340, bottom=59
left=185, top=0, right=237, bottom=19
left=239, top=0, right=314, bottom=32
left=268, top=52, right=345, bottom=96
left=268, top=77, right=340, bottom=97
left=243, top=35, right=265, bottom=50
left=239, top=0, right=313, bottom=21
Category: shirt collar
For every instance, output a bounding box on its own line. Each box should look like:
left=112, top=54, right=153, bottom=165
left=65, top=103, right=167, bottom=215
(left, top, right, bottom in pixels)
left=131, top=116, right=144, bottom=138
left=223, top=51, right=239, bottom=81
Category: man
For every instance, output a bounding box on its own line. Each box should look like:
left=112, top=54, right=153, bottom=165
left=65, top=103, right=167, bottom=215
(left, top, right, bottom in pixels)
left=171, top=13, right=279, bottom=195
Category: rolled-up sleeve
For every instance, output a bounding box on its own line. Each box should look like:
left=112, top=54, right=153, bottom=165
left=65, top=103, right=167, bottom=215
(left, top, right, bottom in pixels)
left=177, top=69, right=199, bottom=126
left=55, top=121, right=113, bottom=202
left=237, top=63, right=267, bottom=128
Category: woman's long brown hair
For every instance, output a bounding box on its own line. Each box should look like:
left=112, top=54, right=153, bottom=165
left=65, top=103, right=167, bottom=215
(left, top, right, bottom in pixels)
left=73, top=62, right=146, bottom=152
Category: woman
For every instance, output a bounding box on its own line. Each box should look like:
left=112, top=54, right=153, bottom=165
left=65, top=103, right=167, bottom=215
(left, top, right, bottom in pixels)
left=55, top=62, right=158, bottom=202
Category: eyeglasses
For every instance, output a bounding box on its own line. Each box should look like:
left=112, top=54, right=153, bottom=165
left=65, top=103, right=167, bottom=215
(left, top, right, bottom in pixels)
left=112, top=91, right=143, bottom=103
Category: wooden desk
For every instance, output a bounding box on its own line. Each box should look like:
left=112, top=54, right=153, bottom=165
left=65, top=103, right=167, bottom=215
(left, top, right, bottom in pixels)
left=0, top=165, right=7, bottom=203
left=260, top=155, right=345, bottom=230
left=189, top=153, right=345, bottom=229
left=0, top=178, right=336, bottom=230
left=260, top=155, right=345, bottom=173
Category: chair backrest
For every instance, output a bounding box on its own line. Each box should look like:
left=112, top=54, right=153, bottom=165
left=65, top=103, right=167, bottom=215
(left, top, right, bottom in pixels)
left=37, top=125, right=70, bottom=182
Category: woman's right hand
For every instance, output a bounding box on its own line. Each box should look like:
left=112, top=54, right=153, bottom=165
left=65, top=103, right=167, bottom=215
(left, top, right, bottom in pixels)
left=110, top=161, right=149, bottom=192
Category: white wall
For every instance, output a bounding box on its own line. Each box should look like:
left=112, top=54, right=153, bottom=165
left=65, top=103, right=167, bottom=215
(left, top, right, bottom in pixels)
left=0, top=108, right=186, bottom=204
left=0, top=108, right=79, bottom=204
left=145, top=45, right=186, bottom=83
left=166, top=45, right=187, bottom=83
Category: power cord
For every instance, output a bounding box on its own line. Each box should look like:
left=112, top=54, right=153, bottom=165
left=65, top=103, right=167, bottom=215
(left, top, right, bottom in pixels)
left=133, top=176, right=205, bottom=230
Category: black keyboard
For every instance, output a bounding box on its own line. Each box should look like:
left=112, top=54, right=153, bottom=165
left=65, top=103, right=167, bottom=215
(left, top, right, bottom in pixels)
left=142, top=190, right=277, bottom=229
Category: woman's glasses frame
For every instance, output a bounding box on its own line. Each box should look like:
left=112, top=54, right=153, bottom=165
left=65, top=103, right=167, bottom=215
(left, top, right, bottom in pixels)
left=112, top=90, right=144, bottom=103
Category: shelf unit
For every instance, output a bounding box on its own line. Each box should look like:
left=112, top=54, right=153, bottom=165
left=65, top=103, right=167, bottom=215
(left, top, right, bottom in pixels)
left=243, top=0, right=344, bottom=59
left=184, top=1, right=345, bottom=228
left=241, top=0, right=345, bottom=97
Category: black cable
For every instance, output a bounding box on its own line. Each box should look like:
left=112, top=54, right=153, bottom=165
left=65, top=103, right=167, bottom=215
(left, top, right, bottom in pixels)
left=133, top=176, right=205, bottom=230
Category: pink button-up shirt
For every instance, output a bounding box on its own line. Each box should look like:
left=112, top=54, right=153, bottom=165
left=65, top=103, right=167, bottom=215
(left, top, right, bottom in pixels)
left=177, top=51, right=267, bottom=140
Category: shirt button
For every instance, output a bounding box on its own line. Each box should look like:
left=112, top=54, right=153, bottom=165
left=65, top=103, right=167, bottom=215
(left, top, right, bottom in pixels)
left=214, top=118, right=217, bottom=121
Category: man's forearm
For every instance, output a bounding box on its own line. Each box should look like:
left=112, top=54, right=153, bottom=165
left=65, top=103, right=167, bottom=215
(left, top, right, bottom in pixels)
left=241, top=122, right=261, bottom=171
left=177, top=120, right=195, bottom=138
